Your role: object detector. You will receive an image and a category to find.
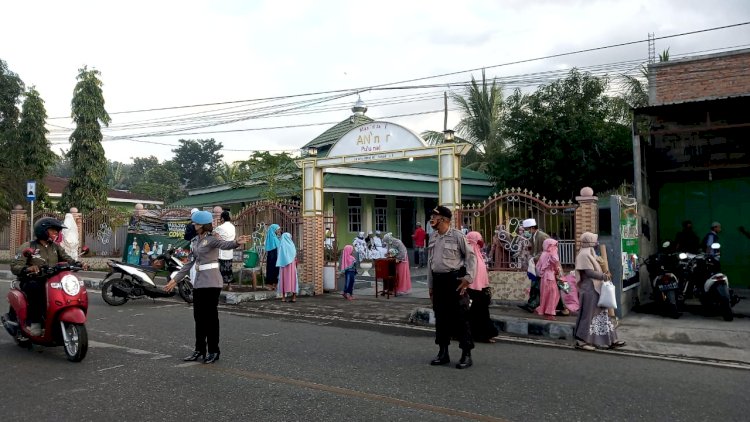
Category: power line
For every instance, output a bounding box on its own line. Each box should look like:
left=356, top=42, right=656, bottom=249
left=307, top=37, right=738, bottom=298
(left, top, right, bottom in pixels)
left=45, top=21, right=750, bottom=120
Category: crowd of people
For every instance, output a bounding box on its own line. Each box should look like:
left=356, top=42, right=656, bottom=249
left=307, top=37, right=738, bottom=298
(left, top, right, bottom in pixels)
left=15, top=207, right=630, bottom=368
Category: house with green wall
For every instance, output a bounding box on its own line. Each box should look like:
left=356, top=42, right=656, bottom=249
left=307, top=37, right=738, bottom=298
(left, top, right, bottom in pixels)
left=171, top=100, right=494, bottom=249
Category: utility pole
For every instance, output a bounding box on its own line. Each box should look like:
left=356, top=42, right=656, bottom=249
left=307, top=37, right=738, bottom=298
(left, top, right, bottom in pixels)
left=443, top=91, right=448, bottom=131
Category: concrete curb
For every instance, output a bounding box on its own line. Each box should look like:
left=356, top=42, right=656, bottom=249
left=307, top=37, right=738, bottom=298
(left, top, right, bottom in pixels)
left=407, top=307, right=575, bottom=341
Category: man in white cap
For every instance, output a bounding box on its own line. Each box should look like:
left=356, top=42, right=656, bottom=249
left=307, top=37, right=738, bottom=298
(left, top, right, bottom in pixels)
left=519, top=218, right=549, bottom=313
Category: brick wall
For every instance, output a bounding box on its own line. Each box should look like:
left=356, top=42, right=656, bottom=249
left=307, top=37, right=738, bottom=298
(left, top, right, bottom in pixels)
left=302, top=215, right=324, bottom=294
left=650, top=49, right=750, bottom=105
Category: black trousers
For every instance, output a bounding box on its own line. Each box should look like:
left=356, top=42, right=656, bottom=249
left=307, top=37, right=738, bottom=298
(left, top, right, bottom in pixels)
left=432, top=271, right=474, bottom=351
left=21, top=280, right=46, bottom=324
left=193, top=288, right=221, bottom=354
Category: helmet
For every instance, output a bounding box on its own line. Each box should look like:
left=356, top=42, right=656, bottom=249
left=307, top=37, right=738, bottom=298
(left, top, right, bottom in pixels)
left=191, top=211, right=213, bottom=225
left=34, top=217, right=66, bottom=241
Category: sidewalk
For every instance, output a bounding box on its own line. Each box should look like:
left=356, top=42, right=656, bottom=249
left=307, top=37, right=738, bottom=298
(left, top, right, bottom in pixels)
left=2, top=265, right=748, bottom=366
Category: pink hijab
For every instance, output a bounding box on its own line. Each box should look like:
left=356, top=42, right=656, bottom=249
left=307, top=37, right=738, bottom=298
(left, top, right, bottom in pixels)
left=536, top=238, right=560, bottom=274
left=340, top=245, right=355, bottom=270
left=466, top=231, right=489, bottom=290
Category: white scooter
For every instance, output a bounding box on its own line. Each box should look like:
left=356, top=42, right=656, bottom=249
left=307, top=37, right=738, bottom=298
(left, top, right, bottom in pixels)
left=101, top=249, right=193, bottom=305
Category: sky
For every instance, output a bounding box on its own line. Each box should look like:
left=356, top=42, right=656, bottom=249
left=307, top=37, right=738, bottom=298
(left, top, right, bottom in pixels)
left=3, top=0, right=750, bottom=164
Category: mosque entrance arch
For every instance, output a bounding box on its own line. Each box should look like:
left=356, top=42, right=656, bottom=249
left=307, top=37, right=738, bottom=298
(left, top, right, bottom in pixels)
left=296, top=120, right=471, bottom=294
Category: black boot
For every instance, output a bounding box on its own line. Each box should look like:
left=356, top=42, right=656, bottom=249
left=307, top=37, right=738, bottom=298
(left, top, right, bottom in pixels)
left=456, top=350, right=472, bottom=369
left=183, top=351, right=205, bottom=362
left=203, top=352, right=221, bottom=364
left=430, top=345, right=450, bottom=366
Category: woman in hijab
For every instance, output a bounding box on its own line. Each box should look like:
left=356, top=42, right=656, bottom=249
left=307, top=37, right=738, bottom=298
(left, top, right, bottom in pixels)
left=60, top=213, right=80, bottom=261
left=574, top=232, right=625, bottom=350
left=466, top=231, right=499, bottom=343
left=276, top=232, right=299, bottom=302
left=353, top=231, right=367, bottom=263
left=383, top=233, right=411, bottom=295
left=536, top=238, right=561, bottom=320
left=265, top=224, right=281, bottom=291
left=340, top=244, right=357, bottom=300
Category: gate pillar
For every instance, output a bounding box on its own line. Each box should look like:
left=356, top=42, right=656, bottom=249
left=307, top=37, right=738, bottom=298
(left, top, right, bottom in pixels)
left=575, top=187, right=598, bottom=251
left=10, top=205, right=28, bottom=256
left=300, top=158, right=324, bottom=294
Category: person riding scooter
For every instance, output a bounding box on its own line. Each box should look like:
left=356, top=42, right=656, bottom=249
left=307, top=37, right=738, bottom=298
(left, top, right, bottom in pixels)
left=10, top=217, right=87, bottom=336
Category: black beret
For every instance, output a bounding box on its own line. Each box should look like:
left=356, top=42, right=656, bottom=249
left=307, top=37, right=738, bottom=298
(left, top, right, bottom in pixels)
left=431, top=206, right=452, bottom=220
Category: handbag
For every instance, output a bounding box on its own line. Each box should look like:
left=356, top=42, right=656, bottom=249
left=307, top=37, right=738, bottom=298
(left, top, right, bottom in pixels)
left=597, top=280, right=617, bottom=309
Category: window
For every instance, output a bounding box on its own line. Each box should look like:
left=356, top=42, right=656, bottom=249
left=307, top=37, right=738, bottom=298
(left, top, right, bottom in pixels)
left=375, top=207, right=387, bottom=232
left=396, top=208, right=402, bottom=239
left=348, top=195, right=362, bottom=233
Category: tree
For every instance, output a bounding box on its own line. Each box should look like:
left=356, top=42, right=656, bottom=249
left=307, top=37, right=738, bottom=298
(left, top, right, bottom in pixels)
left=490, top=69, right=632, bottom=198
left=14, top=87, right=56, bottom=206
left=235, top=152, right=300, bottom=200
left=421, top=70, right=504, bottom=172
left=0, top=58, right=24, bottom=140
left=107, top=161, right=130, bottom=190
left=49, top=149, right=74, bottom=178
left=131, top=162, right=184, bottom=204
left=59, top=66, right=111, bottom=212
left=0, top=59, right=25, bottom=212
left=621, top=48, right=671, bottom=108
left=171, top=138, right=223, bottom=189
left=215, top=162, right=242, bottom=184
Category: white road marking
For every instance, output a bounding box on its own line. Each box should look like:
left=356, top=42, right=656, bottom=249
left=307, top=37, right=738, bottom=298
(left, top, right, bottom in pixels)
left=174, top=362, right=202, bottom=368
left=97, top=364, right=125, bottom=372
left=88, top=340, right=171, bottom=360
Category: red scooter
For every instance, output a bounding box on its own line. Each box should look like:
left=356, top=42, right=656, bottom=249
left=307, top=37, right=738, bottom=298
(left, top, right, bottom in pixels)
left=2, top=262, right=89, bottom=362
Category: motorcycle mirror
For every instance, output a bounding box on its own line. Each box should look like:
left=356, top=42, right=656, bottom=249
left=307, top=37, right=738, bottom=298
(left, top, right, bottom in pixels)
left=678, top=253, right=688, bottom=260
left=711, top=242, right=721, bottom=250
left=662, top=241, right=671, bottom=248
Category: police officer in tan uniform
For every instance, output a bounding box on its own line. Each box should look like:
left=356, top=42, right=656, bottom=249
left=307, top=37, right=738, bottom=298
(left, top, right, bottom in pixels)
left=427, top=206, right=477, bottom=369
left=165, top=211, right=250, bottom=364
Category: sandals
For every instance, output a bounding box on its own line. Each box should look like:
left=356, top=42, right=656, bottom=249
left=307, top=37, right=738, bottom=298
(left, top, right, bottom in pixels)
left=575, top=343, right=596, bottom=351
left=609, top=340, right=626, bottom=349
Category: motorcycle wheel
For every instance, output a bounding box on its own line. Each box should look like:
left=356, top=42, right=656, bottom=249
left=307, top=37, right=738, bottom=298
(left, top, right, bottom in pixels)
left=716, top=284, right=734, bottom=322
left=665, top=291, right=681, bottom=319
left=178, top=279, right=194, bottom=304
left=101, top=274, right=130, bottom=306
left=62, top=322, right=88, bottom=362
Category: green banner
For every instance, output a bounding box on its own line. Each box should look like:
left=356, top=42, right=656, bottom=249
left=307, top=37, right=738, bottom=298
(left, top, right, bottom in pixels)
left=122, top=233, right=190, bottom=264
left=620, top=202, right=640, bottom=288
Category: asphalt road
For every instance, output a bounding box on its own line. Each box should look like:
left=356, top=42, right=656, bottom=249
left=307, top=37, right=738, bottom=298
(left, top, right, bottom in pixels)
left=0, top=281, right=747, bottom=422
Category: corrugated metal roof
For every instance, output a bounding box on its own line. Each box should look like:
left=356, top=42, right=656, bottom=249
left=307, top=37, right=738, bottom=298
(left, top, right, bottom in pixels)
left=633, top=94, right=750, bottom=115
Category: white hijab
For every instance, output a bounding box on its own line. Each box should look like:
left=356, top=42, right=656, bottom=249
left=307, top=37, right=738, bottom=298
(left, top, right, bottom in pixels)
left=61, top=213, right=80, bottom=260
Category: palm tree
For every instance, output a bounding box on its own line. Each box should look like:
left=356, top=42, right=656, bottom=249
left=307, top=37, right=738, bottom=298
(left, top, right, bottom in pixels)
left=421, top=69, right=504, bottom=172
left=215, top=162, right=241, bottom=184
left=621, top=48, right=670, bottom=108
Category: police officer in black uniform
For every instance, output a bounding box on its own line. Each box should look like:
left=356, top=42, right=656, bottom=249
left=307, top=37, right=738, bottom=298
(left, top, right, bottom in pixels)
left=427, top=206, right=477, bottom=369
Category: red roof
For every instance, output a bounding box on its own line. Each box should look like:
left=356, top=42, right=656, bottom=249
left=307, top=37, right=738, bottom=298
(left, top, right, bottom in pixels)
left=44, top=175, right=162, bottom=202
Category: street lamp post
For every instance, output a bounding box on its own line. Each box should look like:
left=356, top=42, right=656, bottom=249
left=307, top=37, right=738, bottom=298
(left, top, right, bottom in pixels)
left=443, top=129, right=455, bottom=143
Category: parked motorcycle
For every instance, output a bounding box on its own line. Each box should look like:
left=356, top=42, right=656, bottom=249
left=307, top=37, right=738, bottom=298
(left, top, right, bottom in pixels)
left=2, top=262, right=89, bottom=362
left=644, top=242, right=684, bottom=318
left=680, top=243, right=740, bottom=321
left=101, top=249, right=193, bottom=306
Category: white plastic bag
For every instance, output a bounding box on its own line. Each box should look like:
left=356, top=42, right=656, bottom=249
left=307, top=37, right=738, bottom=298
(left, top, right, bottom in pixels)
left=527, top=258, right=537, bottom=276
left=597, top=280, right=617, bottom=309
